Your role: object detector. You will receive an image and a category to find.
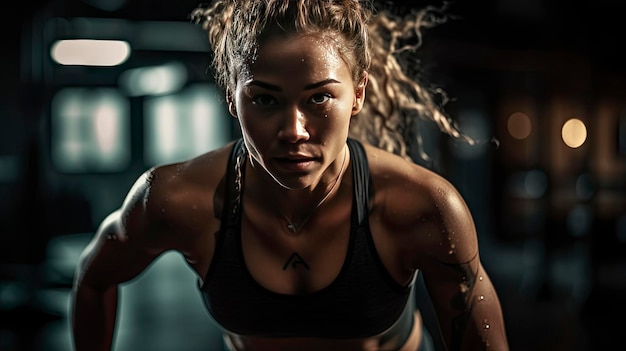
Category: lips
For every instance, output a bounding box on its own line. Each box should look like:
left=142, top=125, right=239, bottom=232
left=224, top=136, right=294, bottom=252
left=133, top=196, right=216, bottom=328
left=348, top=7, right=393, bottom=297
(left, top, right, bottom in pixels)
left=274, top=155, right=317, bottom=172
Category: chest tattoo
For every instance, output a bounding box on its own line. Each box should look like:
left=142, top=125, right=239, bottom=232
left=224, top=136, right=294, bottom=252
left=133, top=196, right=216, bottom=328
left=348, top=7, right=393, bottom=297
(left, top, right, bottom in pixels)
left=283, top=252, right=310, bottom=271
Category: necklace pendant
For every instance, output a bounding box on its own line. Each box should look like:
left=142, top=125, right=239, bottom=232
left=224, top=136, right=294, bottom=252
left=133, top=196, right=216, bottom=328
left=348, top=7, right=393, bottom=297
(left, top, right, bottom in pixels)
left=278, top=144, right=348, bottom=235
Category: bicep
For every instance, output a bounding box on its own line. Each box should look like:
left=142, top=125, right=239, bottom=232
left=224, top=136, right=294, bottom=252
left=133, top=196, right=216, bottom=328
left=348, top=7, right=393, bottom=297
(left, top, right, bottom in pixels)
left=417, top=180, right=506, bottom=348
left=74, top=170, right=169, bottom=290
left=74, top=209, right=163, bottom=290
left=417, top=178, right=482, bottom=309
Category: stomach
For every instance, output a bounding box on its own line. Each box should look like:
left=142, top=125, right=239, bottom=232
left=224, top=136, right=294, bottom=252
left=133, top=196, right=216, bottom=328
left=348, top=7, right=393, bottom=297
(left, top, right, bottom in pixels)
left=223, top=311, right=423, bottom=351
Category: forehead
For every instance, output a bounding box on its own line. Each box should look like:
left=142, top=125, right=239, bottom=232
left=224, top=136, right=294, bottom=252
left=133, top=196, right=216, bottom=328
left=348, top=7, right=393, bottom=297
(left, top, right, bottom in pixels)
left=244, top=34, right=351, bottom=82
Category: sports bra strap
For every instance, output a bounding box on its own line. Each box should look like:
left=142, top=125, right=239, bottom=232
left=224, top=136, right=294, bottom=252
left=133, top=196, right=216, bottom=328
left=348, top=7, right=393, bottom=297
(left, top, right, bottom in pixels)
left=347, top=138, right=372, bottom=226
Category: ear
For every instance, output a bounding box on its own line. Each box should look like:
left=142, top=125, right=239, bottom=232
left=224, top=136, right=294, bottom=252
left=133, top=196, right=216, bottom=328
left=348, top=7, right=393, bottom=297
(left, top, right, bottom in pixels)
left=226, top=90, right=237, bottom=118
left=351, top=72, right=368, bottom=116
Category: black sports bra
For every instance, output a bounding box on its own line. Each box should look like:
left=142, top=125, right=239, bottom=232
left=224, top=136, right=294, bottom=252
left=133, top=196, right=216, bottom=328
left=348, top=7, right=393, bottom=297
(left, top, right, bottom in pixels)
left=199, top=138, right=416, bottom=339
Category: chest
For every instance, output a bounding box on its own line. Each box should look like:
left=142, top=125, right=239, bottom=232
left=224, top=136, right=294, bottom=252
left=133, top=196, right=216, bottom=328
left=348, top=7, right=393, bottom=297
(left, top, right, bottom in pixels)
left=241, top=203, right=352, bottom=295
left=200, top=211, right=414, bottom=339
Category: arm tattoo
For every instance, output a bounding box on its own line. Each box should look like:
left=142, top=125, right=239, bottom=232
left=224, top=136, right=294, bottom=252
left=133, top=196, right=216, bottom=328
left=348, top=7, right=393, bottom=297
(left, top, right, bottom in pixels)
left=437, top=252, right=479, bottom=350
left=450, top=262, right=477, bottom=349
left=283, top=252, right=310, bottom=271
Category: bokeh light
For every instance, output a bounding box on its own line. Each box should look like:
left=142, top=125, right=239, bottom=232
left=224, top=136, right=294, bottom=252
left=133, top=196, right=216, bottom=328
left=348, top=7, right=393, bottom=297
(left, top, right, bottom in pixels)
left=507, top=112, right=532, bottom=140
left=561, top=118, right=587, bottom=148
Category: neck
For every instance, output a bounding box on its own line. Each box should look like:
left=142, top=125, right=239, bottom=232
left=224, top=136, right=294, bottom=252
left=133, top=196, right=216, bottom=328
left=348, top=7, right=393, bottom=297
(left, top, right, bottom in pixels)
left=268, top=145, right=348, bottom=233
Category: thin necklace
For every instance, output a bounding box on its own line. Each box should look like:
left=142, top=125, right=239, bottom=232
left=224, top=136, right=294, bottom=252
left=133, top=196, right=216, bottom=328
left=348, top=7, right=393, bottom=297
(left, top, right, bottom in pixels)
left=279, top=145, right=347, bottom=233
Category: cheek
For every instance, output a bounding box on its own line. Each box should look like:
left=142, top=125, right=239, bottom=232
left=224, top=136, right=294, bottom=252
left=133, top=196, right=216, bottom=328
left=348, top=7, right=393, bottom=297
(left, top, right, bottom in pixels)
left=325, top=102, right=354, bottom=127
left=236, top=115, right=282, bottom=154
left=238, top=116, right=269, bottom=139
left=314, top=107, right=352, bottom=142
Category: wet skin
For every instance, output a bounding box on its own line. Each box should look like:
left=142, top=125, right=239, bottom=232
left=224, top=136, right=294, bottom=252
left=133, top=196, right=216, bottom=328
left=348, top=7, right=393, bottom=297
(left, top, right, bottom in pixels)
left=229, top=33, right=364, bottom=208
left=71, top=32, right=509, bottom=351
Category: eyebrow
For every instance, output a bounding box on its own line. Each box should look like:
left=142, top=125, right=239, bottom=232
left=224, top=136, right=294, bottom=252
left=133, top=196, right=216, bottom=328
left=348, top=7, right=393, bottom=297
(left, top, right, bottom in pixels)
left=246, top=78, right=341, bottom=91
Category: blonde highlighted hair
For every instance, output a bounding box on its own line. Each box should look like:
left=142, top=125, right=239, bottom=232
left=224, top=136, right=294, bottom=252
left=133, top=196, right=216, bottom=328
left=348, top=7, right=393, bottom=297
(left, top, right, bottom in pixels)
left=190, top=0, right=474, bottom=161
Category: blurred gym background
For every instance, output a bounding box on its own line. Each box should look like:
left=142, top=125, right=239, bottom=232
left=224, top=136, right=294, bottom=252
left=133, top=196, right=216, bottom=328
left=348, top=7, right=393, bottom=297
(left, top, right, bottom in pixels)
left=1, top=0, right=624, bottom=350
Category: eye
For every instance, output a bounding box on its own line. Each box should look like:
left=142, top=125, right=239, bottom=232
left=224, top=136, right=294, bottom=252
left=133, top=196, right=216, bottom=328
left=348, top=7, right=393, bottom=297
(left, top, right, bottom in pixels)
left=310, top=93, right=331, bottom=105
left=251, top=95, right=277, bottom=106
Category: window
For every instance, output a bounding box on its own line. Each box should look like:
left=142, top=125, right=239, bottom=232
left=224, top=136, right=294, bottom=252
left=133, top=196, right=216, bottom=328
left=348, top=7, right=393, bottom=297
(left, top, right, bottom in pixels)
left=50, top=87, right=131, bottom=173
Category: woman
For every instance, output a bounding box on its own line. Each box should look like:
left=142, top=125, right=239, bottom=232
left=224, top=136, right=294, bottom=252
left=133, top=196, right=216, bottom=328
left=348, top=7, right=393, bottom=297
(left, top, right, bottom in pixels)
left=71, top=1, right=509, bottom=350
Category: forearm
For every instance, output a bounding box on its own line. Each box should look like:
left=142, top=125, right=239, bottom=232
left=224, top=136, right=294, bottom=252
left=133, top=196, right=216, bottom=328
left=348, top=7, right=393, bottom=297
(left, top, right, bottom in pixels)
left=459, top=287, right=508, bottom=350
left=439, top=274, right=509, bottom=351
left=71, top=283, right=119, bottom=351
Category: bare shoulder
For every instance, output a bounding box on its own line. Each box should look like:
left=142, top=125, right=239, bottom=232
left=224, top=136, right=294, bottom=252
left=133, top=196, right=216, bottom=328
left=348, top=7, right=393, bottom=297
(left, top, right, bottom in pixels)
left=362, top=143, right=457, bottom=216
left=75, top=142, right=237, bottom=288
left=362, top=144, right=478, bottom=266
left=115, top=140, right=237, bottom=251
left=142, top=141, right=236, bottom=233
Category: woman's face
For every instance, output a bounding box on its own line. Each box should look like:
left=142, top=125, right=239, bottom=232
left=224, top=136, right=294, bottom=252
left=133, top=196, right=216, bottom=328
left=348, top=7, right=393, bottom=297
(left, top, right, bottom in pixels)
left=230, top=33, right=366, bottom=190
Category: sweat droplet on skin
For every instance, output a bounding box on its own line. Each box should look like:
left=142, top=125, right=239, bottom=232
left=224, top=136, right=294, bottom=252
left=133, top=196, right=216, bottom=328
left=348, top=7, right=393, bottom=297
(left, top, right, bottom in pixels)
left=459, top=282, right=469, bottom=293
left=477, top=295, right=485, bottom=302
left=448, top=243, right=456, bottom=255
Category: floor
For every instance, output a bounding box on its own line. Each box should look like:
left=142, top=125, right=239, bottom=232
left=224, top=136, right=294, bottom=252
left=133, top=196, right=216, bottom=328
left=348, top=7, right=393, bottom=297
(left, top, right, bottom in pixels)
left=0, top=232, right=621, bottom=351
left=1, top=233, right=225, bottom=351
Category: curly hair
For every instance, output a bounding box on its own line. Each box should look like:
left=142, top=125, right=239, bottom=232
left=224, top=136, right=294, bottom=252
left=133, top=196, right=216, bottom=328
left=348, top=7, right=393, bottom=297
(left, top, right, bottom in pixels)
left=190, top=0, right=474, bottom=161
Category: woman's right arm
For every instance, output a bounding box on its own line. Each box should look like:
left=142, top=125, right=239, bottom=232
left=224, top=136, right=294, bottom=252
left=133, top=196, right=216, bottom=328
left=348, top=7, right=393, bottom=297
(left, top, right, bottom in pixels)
left=70, top=169, right=171, bottom=351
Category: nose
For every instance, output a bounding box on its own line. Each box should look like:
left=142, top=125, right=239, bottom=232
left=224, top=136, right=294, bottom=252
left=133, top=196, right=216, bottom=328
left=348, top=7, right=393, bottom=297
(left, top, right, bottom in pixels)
left=278, top=106, right=310, bottom=143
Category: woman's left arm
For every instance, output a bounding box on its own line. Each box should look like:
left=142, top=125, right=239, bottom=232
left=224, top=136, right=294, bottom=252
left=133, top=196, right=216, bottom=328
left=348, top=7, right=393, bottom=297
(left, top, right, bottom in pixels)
left=414, top=177, right=510, bottom=351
